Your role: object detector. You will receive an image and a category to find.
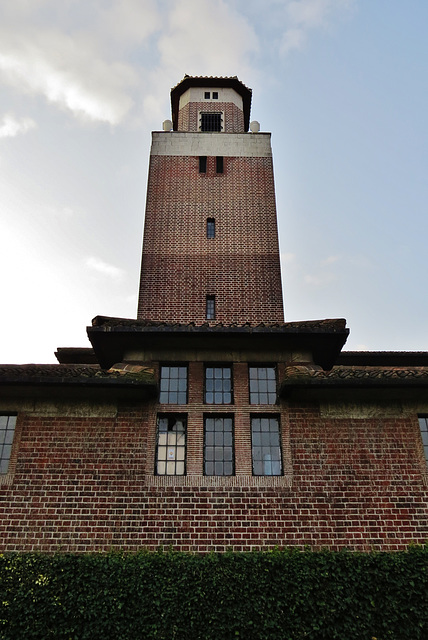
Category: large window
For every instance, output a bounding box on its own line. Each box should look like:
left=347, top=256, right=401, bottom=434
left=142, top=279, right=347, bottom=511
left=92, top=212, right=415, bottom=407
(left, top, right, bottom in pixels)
left=204, top=416, right=234, bottom=476
left=205, top=366, right=232, bottom=404
left=155, top=415, right=186, bottom=475
left=201, top=113, right=222, bottom=132
left=418, top=416, right=428, bottom=464
left=159, top=366, right=187, bottom=404
left=0, top=415, right=16, bottom=474
left=251, top=416, right=282, bottom=476
left=249, top=366, right=277, bottom=404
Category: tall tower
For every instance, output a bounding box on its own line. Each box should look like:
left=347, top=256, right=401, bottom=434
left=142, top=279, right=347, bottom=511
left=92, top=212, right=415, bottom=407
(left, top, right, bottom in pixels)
left=137, top=76, right=284, bottom=325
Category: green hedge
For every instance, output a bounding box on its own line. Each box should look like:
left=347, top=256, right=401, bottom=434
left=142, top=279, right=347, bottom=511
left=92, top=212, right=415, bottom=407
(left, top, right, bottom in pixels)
left=0, top=547, right=427, bottom=639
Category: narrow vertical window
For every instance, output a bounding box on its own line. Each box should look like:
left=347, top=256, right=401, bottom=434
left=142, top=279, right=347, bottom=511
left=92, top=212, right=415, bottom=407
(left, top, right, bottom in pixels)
left=0, top=415, right=17, bottom=474
left=418, top=416, right=428, bottom=464
left=159, top=366, right=187, bottom=404
left=207, top=218, right=215, bottom=238
left=199, top=156, right=207, bottom=173
left=251, top=416, right=282, bottom=476
left=206, top=295, right=215, bottom=320
left=212, top=92, right=218, bottom=99
left=156, top=415, right=186, bottom=475
left=205, top=366, right=233, bottom=404
left=204, top=416, right=234, bottom=476
left=204, top=92, right=210, bottom=99
left=216, top=156, right=223, bottom=173
left=249, top=366, right=277, bottom=404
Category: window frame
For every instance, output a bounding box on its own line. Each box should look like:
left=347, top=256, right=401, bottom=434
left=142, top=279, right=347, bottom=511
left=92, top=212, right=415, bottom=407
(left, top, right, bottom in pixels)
left=206, top=218, right=215, bottom=239
left=206, top=295, right=215, bottom=320
left=155, top=414, right=187, bottom=476
left=251, top=415, right=283, bottom=476
left=204, top=414, right=234, bottom=476
left=0, top=414, right=17, bottom=475
left=158, top=364, right=188, bottom=405
left=200, top=112, right=223, bottom=132
left=249, top=365, right=277, bottom=405
left=418, top=416, right=428, bottom=465
left=204, top=365, right=233, bottom=405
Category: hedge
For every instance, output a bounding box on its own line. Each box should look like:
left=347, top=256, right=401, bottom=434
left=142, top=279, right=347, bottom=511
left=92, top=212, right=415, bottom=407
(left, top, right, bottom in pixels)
left=0, top=547, right=427, bottom=639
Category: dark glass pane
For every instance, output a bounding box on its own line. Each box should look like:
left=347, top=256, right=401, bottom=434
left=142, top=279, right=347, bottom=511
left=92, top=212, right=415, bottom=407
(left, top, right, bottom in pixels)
left=206, top=392, right=214, bottom=403
left=206, top=379, right=214, bottom=392
left=214, top=392, right=223, bottom=404
left=206, top=432, right=214, bottom=446
left=206, top=461, right=214, bottom=475
left=215, top=462, right=223, bottom=475
left=224, top=462, right=233, bottom=475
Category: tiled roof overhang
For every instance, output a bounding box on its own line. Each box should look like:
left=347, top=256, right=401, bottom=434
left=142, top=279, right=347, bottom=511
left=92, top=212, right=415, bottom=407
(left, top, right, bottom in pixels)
left=170, top=75, right=252, bottom=131
left=280, top=363, right=428, bottom=397
left=0, top=364, right=157, bottom=400
left=87, top=316, right=349, bottom=370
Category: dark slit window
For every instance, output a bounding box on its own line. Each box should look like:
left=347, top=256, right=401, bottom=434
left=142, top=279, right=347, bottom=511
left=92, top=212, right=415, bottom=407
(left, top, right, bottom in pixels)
left=206, top=295, right=215, bottom=320
left=199, top=156, right=207, bottom=173
left=207, top=218, right=215, bottom=238
left=216, top=156, right=224, bottom=173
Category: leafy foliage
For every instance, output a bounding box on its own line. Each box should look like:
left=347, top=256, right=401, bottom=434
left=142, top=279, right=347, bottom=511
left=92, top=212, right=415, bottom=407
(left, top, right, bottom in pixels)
left=0, top=546, right=427, bottom=639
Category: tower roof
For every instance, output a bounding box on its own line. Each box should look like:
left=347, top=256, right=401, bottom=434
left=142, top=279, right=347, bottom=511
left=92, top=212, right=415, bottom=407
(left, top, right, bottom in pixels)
left=170, top=75, right=252, bottom=131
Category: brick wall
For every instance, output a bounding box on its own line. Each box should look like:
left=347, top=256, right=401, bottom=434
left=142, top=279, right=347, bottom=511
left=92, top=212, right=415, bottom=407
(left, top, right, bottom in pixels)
left=178, top=101, right=245, bottom=133
left=137, top=154, right=284, bottom=324
left=1, top=366, right=427, bottom=552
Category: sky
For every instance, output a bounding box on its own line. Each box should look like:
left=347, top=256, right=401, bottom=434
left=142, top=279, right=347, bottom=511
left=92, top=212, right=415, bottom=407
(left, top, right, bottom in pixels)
left=1, top=0, right=428, bottom=364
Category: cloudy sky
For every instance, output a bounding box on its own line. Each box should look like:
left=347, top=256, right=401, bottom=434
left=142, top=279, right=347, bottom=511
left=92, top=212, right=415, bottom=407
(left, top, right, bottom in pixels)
left=1, top=0, right=427, bottom=364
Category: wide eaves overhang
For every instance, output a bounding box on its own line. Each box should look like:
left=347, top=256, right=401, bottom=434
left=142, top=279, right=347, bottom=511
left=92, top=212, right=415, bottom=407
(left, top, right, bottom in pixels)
left=280, top=362, right=428, bottom=398
left=0, top=364, right=157, bottom=401
left=87, top=316, right=349, bottom=370
left=170, top=75, right=252, bottom=132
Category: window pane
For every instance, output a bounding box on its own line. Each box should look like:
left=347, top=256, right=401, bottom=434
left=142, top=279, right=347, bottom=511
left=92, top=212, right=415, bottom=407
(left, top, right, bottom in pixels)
left=206, top=296, right=215, bottom=320
left=205, top=367, right=233, bottom=404
left=204, top=416, right=234, bottom=476
left=156, top=415, right=186, bottom=475
left=207, top=218, right=215, bottom=238
left=0, top=415, right=16, bottom=474
left=159, top=366, right=188, bottom=404
left=251, top=416, right=282, bottom=476
left=418, top=417, right=428, bottom=464
left=249, top=367, right=277, bottom=405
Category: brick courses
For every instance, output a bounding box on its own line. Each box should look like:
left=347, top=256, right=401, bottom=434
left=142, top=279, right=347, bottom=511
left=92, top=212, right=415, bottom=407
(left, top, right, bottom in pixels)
left=1, top=376, right=427, bottom=552
left=138, top=154, right=284, bottom=323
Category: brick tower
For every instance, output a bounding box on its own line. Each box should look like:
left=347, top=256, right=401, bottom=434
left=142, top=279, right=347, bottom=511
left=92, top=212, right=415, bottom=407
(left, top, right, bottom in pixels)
left=137, top=76, right=284, bottom=324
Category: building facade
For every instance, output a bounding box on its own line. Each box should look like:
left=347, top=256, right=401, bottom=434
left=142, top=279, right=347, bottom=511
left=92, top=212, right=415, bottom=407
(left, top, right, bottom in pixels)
left=0, top=77, right=427, bottom=552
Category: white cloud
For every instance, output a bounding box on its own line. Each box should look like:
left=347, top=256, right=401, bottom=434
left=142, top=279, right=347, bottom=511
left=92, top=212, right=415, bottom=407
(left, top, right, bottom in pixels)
left=0, top=29, right=137, bottom=124
left=321, top=255, right=340, bottom=266
left=281, top=252, right=296, bottom=264
left=304, top=272, right=338, bottom=286
left=0, top=113, right=36, bottom=138
left=279, top=0, right=353, bottom=55
left=158, top=0, right=259, bottom=77
left=86, top=257, right=124, bottom=282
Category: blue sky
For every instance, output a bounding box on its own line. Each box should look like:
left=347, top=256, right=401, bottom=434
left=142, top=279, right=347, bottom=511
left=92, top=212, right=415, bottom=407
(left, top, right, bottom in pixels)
left=0, top=0, right=427, bottom=363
